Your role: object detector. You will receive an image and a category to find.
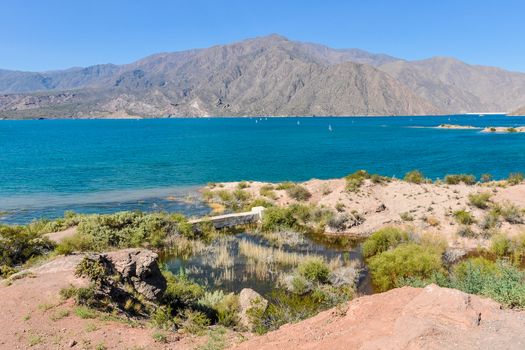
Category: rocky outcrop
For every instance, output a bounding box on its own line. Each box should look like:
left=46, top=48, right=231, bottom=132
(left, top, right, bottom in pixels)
left=238, top=288, right=268, bottom=330
left=232, top=285, right=525, bottom=350
left=77, top=249, right=166, bottom=305
left=103, top=249, right=166, bottom=301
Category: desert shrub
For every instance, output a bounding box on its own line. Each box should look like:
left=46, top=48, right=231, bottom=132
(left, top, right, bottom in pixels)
left=450, top=260, right=525, bottom=308
left=335, top=202, right=345, bottom=212
left=206, top=189, right=252, bottom=212
left=261, top=207, right=298, bottom=232
left=403, top=170, right=426, bottom=184
left=253, top=286, right=353, bottom=334
left=370, top=174, right=390, bottom=184
left=490, top=233, right=512, bottom=257
left=174, top=309, right=210, bottom=335
left=361, top=227, right=410, bottom=258
left=508, top=172, right=524, bottom=185
left=457, top=225, right=476, bottom=238
left=451, top=257, right=497, bottom=294
left=0, top=225, right=55, bottom=276
left=368, top=243, right=444, bottom=292
left=259, top=184, right=277, bottom=199
left=453, top=209, right=476, bottom=225
left=498, top=202, right=523, bottom=224
left=489, top=233, right=525, bottom=264
left=425, top=215, right=440, bottom=227
left=444, top=174, right=476, bottom=185
left=276, top=182, right=295, bottom=190
left=163, top=270, right=205, bottom=312
left=345, top=170, right=371, bottom=192
left=399, top=212, right=414, bottom=221
left=55, top=232, right=96, bottom=255
left=62, top=211, right=197, bottom=252
left=507, top=127, right=518, bottom=133
left=327, top=214, right=352, bottom=232
left=480, top=173, right=493, bottom=183
left=261, top=204, right=332, bottom=233
left=468, top=192, right=491, bottom=209
left=297, top=258, right=329, bottom=284
left=286, top=185, right=311, bottom=201
left=215, top=293, right=239, bottom=327
left=480, top=208, right=500, bottom=232
left=237, top=181, right=249, bottom=189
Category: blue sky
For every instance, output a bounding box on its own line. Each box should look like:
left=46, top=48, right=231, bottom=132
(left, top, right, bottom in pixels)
left=1, top=0, right=523, bottom=72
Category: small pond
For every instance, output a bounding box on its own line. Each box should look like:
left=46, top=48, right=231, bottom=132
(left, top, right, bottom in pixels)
left=161, top=230, right=372, bottom=298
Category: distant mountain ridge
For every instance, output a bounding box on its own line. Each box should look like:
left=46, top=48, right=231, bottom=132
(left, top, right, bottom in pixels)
left=0, top=34, right=523, bottom=118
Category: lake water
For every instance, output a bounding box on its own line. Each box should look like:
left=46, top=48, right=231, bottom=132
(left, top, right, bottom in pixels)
left=2, top=115, right=525, bottom=223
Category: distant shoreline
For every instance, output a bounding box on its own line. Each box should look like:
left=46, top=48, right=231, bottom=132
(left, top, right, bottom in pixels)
left=0, top=113, right=510, bottom=121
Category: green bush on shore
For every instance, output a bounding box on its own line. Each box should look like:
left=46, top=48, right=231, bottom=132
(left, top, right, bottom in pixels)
left=403, top=170, right=427, bottom=184
left=286, top=185, right=312, bottom=201
left=0, top=225, right=55, bottom=277
left=368, top=243, right=444, bottom=292
left=444, top=174, right=476, bottom=185
left=453, top=209, right=476, bottom=225
left=361, top=227, right=410, bottom=258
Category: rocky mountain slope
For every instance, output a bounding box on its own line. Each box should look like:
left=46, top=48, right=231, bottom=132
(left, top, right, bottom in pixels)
left=510, top=106, right=525, bottom=116
left=380, top=57, right=525, bottom=113
left=1, top=35, right=524, bottom=118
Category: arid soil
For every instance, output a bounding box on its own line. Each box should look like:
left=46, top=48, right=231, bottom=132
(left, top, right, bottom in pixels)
left=209, top=178, right=525, bottom=250
left=0, top=255, right=206, bottom=350
left=231, top=284, right=525, bottom=350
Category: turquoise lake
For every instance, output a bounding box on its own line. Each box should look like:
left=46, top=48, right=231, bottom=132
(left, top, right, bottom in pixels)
left=1, top=115, right=525, bottom=223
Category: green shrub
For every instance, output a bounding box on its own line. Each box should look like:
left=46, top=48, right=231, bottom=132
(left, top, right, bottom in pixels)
left=361, top=227, right=409, bottom=258
left=480, top=208, right=500, bottom=232
left=259, top=184, right=277, bottom=199
left=237, top=181, right=249, bottom=189
left=286, top=185, right=312, bottom=201
left=450, top=260, right=525, bottom=308
left=507, top=127, right=518, bottom=133
left=370, top=174, right=390, bottom=184
left=444, top=174, right=476, bottom=185
left=451, top=257, right=497, bottom=294
left=368, top=243, right=444, bottom=292
left=480, top=173, right=493, bottom=183
left=215, top=293, right=239, bottom=327
left=276, top=182, right=295, bottom=190
left=163, top=270, right=205, bottom=311
left=174, top=309, right=210, bottom=335
left=399, top=212, right=414, bottom=221
left=297, top=258, right=329, bottom=283
left=261, top=207, right=298, bottom=232
left=403, top=170, right=426, bottom=184
left=508, top=172, right=524, bottom=185
left=491, top=233, right=512, bottom=257
left=0, top=225, right=55, bottom=276
left=345, top=170, right=370, bottom=192
left=453, top=209, right=476, bottom=225
left=457, top=225, right=476, bottom=238
left=468, top=192, right=491, bottom=209
left=498, top=202, right=523, bottom=224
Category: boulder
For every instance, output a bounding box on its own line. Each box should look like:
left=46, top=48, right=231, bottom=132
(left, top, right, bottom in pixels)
left=238, top=288, right=268, bottom=330
left=78, top=249, right=166, bottom=304
left=104, top=249, right=166, bottom=301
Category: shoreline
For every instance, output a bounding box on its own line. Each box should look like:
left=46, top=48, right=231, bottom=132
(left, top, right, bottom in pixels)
left=0, top=113, right=511, bottom=120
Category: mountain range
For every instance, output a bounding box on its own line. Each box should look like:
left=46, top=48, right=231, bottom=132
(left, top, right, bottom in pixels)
left=1, top=34, right=525, bottom=118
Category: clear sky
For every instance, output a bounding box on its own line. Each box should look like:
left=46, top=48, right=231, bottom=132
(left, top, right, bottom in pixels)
left=1, top=0, right=523, bottom=72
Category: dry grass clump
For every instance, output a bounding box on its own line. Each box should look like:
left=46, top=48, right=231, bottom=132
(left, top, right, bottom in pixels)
left=239, top=239, right=319, bottom=266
